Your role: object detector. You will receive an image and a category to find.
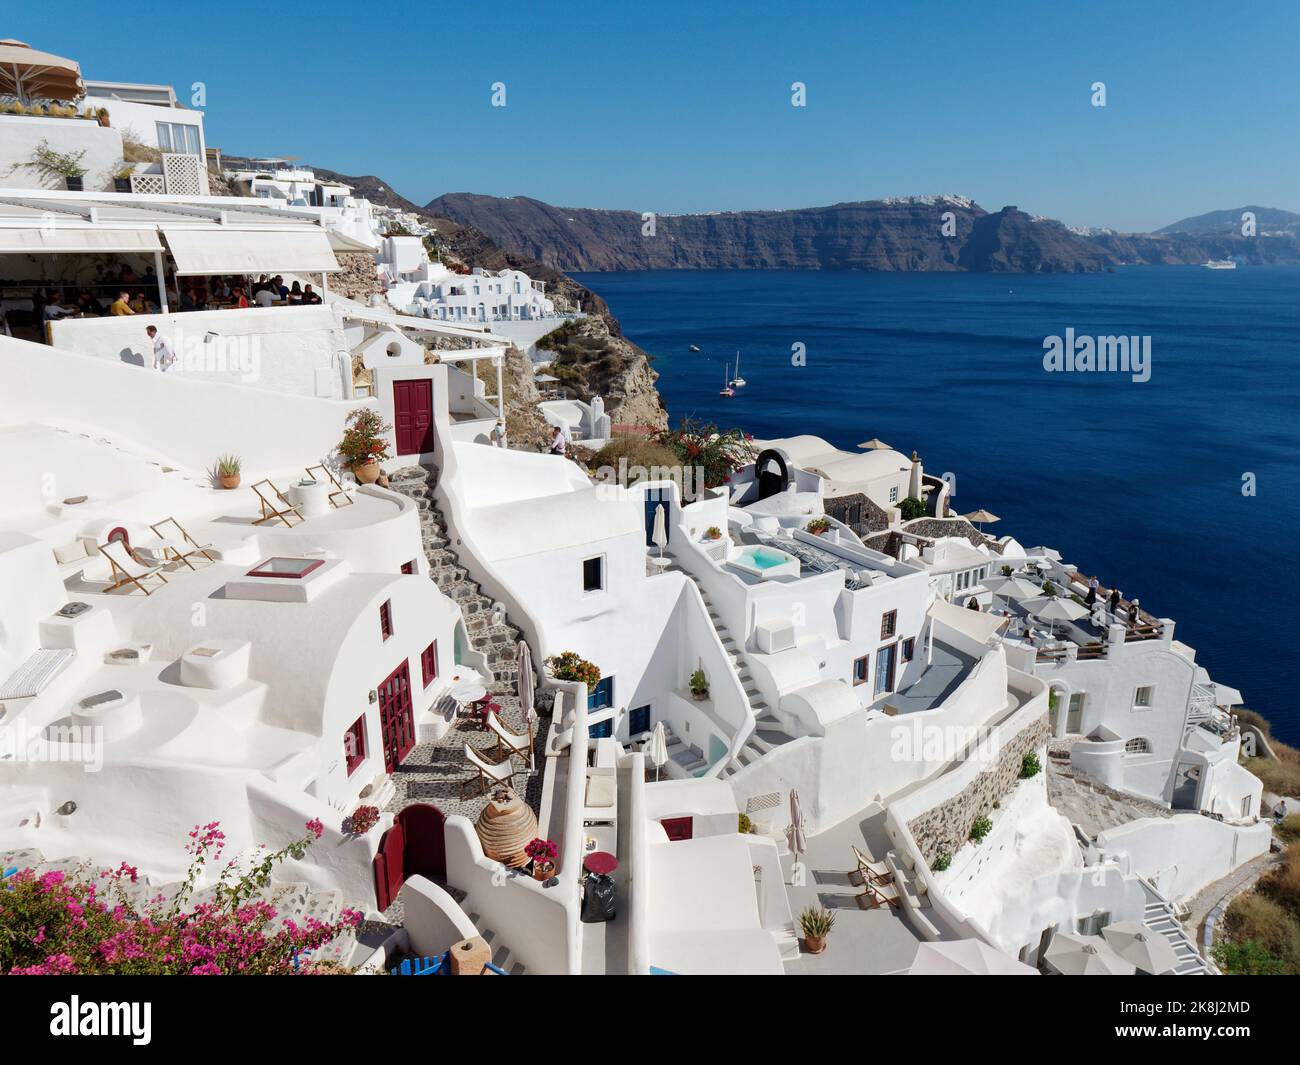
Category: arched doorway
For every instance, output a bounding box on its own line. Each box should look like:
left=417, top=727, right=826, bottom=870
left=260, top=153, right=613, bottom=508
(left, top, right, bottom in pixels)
left=755, top=449, right=790, bottom=500
left=372, top=803, right=448, bottom=911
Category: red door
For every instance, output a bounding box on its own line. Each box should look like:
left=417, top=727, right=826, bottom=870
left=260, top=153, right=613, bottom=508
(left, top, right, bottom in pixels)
left=393, top=379, right=434, bottom=456
left=397, top=804, right=447, bottom=883
left=373, top=820, right=406, bottom=910
left=378, top=660, right=415, bottom=772
left=661, top=816, right=693, bottom=841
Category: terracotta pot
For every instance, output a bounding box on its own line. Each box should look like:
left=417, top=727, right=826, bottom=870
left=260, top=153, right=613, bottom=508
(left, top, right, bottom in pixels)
left=352, top=459, right=381, bottom=484
left=219, top=473, right=241, bottom=490
left=804, top=935, right=827, bottom=955
left=532, top=863, right=554, bottom=882
left=691, top=690, right=708, bottom=702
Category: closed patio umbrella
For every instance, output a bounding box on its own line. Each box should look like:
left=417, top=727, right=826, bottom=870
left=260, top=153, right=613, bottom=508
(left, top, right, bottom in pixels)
left=909, top=939, right=1039, bottom=975
left=786, top=789, right=807, bottom=876
left=0, top=40, right=84, bottom=104
left=515, top=640, right=536, bottom=766
left=1043, top=933, right=1136, bottom=975
left=649, top=720, right=668, bottom=782
left=1101, top=921, right=1182, bottom=975
left=651, top=502, right=668, bottom=558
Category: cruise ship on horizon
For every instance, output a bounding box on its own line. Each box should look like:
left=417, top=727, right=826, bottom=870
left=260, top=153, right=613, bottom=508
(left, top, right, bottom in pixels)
left=1202, top=259, right=1237, bottom=269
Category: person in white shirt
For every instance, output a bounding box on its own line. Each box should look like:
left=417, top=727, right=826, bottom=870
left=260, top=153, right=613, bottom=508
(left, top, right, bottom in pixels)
left=548, top=425, right=566, bottom=456
left=490, top=421, right=508, bottom=448
left=146, top=325, right=177, bottom=371
left=253, top=287, right=277, bottom=308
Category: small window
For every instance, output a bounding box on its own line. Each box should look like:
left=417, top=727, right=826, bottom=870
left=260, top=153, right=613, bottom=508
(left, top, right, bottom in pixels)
left=1133, top=685, right=1154, bottom=709
left=420, top=640, right=438, bottom=687
left=1068, top=692, right=1087, bottom=713
left=889, top=486, right=898, bottom=504
left=852, top=655, right=869, bottom=685
left=401, top=560, right=416, bottom=575
left=1125, top=737, right=1151, bottom=755
left=901, top=638, right=915, bottom=663
left=344, top=716, right=366, bottom=776
left=582, top=555, right=604, bottom=593
left=880, top=610, right=897, bottom=640
left=629, top=704, right=652, bottom=736
left=380, top=600, right=393, bottom=641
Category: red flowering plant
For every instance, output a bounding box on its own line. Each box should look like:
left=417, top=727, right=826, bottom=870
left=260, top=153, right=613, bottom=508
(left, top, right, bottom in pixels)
left=524, top=838, right=558, bottom=871
left=655, top=417, right=756, bottom=496
left=545, top=651, right=601, bottom=690
left=0, top=821, right=362, bottom=975
left=348, top=805, right=381, bottom=835
left=336, top=408, right=393, bottom=469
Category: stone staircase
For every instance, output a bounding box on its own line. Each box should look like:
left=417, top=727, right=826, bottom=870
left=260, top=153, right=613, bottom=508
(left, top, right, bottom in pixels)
left=387, top=465, right=533, bottom=697
left=663, top=557, right=795, bottom=778
left=1141, top=881, right=1209, bottom=975
left=464, top=904, right=527, bottom=975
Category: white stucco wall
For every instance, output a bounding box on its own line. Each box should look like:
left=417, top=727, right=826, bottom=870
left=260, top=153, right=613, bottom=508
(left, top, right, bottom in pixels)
left=0, top=114, right=124, bottom=192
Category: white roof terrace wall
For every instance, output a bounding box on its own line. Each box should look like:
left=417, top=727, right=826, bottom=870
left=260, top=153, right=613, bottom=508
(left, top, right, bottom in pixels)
left=48, top=306, right=350, bottom=399
left=0, top=114, right=124, bottom=193
left=0, top=532, right=66, bottom=677
left=0, top=335, right=367, bottom=482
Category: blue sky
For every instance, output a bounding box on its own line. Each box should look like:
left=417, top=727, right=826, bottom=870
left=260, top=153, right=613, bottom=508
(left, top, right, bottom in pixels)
left=14, top=0, right=1298, bottom=231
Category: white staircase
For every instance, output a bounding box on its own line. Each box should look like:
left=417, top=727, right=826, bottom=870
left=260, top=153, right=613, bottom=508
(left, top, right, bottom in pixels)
left=663, top=556, right=795, bottom=778
left=1141, top=882, right=1209, bottom=975
left=463, top=905, right=528, bottom=974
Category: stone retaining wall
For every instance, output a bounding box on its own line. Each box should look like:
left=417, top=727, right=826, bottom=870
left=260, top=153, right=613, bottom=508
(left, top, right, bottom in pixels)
left=907, top=715, right=1050, bottom=864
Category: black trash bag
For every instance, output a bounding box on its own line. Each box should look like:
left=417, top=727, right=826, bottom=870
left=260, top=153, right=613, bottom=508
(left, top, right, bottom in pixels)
left=582, top=873, right=617, bottom=922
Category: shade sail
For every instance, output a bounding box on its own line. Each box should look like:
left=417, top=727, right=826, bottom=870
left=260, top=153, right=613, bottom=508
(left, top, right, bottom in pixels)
left=0, top=227, right=162, bottom=254
left=162, top=227, right=339, bottom=276
left=0, top=40, right=84, bottom=103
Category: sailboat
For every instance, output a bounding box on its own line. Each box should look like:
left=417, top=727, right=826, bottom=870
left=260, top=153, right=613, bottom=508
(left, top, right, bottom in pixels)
left=730, top=351, right=746, bottom=388
left=689, top=344, right=701, bottom=352
left=718, top=364, right=735, bottom=397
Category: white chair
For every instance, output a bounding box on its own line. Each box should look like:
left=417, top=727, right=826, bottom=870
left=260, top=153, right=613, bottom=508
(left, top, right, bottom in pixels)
left=464, top=743, right=516, bottom=796
left=486, top=714, right=532, bottom=770
left=97, top=539, right=169, bottom=596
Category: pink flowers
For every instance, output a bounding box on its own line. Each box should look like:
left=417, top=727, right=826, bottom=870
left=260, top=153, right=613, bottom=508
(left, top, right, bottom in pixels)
left=524, top=838, right=558, bottom=867
left=306, top=818, right=324, bottom=840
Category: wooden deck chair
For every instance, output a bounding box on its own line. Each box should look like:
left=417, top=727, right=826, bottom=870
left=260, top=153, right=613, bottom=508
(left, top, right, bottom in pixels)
left=304, top=464, right=355, bottom=508
left=858, top=878, right=902, bottom=911
left=250, top=479, right=304, bottom=527
left=464, top=743, right=516, bottom=796
left=850, top=844, right=893, bottom=890
left=150, top=516, right=218, bottom=568
left=98, top=539, right=169, bottom=596
left=487, top=713, right=533, bottom=771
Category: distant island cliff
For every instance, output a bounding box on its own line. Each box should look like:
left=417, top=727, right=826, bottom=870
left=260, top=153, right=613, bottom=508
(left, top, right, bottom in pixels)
left=424, top=194, right=1300, bottom=273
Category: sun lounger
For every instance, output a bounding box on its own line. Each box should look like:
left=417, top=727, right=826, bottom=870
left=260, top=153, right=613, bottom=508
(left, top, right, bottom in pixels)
left=98, top=538, right=169, bottom=596
left=858, top=878, right=902, bottom=910
left=250, top=479, right=304, bottom=527
left=486, top=713, right=532, bottom=770
left=149, top=516, right=225, bottom=568
left=304, top=464, right=356, bottom=508
left=464, top=743, right=516, bottom=796
left=850, top=844, right=893, bottom=889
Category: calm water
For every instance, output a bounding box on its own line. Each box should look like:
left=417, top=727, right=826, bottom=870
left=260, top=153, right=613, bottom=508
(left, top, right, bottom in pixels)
left=575, top=267, right=1300, bottom=744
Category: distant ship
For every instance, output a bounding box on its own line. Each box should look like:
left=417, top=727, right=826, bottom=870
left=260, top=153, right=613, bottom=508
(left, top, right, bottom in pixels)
left=1202, top=259, right=1237, bottom=270
left=689, top=344, right=701, bottom=352
left=719, top=364, right=735, bottom=397
left=730, top=351, right=746, bottom=388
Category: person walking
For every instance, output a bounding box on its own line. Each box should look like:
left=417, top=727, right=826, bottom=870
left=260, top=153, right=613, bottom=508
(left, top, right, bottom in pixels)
left=1086, top=574, right=1099, bottom=607
left=146, top=325, right=177, bottom=372
left=1108, top=587, right=1121, bottom=616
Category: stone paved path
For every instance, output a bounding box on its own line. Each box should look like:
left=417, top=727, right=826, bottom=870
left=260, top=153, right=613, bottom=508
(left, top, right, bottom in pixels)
left=1046, top=756, right=1172, bottom=839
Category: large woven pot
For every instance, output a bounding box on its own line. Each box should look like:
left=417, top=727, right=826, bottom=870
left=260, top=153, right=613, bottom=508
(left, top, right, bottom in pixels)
left=474, top=788, right=538, bottom=869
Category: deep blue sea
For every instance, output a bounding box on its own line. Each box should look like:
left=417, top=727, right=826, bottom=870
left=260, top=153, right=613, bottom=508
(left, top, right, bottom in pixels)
left=574, top=267, right=1300, bottom=745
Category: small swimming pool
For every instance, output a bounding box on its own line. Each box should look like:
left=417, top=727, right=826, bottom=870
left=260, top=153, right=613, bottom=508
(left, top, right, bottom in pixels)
left=730, top=544, right=800, bottom=580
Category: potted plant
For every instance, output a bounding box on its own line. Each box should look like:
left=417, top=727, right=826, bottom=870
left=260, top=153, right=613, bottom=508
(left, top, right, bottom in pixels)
left=544, top=651, right=601, bottom=689
left=806, top=517, right=831, bottom=536
left=348, top=805, right=380, bottom=835
left=703, top=525, right=722, bottom=541
left=12, top=140, right=88, bottom=191
left=112, top=161, right=134, bottom=193
left=524, top=837, right=558, bottom=881
left=336, top=407, right=392, bottom=485
left=689, top=669, right=709, bottom=701
left=799, top=906, right=835, bottom=954
left=214, top=454, right=241, bottom=490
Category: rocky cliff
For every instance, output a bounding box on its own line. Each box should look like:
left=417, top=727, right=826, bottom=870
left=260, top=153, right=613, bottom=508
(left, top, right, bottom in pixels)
left=536, top=317, right=668, bottom=431
left=425, top=194, right=1117, bottom=273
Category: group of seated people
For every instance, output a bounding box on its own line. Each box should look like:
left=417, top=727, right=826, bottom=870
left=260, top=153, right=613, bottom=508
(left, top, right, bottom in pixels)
left=179, top=273, right=324, bottom=311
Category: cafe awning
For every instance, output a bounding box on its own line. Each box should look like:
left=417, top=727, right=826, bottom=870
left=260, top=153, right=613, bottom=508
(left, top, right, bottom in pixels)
left=0, top=227, right=163, bottom=255
left=162, top=227, right=340, bottom=276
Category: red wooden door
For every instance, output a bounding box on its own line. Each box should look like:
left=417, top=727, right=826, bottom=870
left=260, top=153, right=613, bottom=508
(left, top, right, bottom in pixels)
left=661, top=816, right=693, bottom=841
left=397, top=804, right=447, bottom=883
left=378, top=660, right=415, bottom=772
left=393, top=379, right=434, bottom=456
left=373, top=820, right=406, bottom=910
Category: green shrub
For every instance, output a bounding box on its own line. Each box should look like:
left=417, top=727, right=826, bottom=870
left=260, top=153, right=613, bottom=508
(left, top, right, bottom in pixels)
left=1277, top=815, right=1300, bottom=844
left=545, top=651, right=601, bottom=688
left=931, top=852, right=952, bottom=872
left=1020, top=752, right=1042, bottom=779
left=589, top=435, right=683, bottom=486
left=738, top=813, right=753, bottom=834
left=970, top=816, right=993, bottom=843
left=1213, top=938, right=1287, bottom=976
left=899, top=496, right=926, bottom=521
left=1222, top=893, right=1300, bottom=972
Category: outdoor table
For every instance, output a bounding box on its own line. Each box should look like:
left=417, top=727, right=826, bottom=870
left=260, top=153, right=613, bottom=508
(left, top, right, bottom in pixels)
left=288, top=479, right=332, bottom=518
left=583, top=851, right=619, bottom=876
